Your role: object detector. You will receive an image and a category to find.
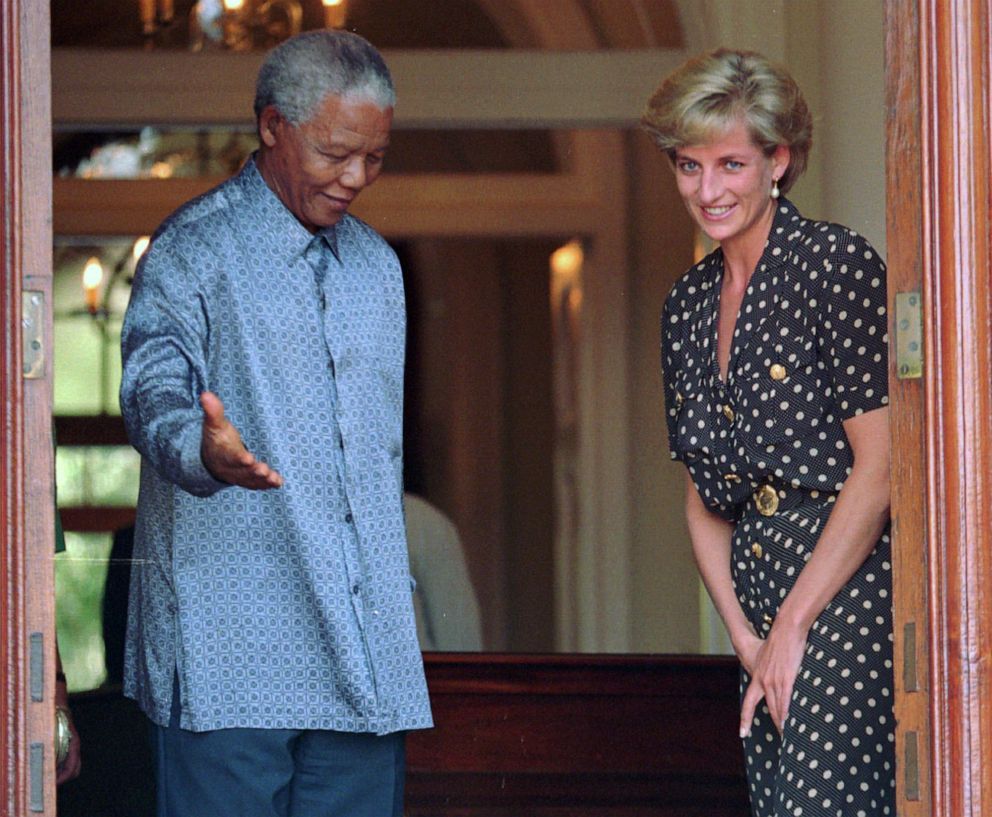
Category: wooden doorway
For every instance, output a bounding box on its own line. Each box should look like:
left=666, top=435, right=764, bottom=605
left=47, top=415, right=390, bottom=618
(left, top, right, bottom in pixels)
left=1, top=2, right=57, bottom=814
left=3, top=1, right=992, bottom=814
left=886, top=2, right=992, bottom=816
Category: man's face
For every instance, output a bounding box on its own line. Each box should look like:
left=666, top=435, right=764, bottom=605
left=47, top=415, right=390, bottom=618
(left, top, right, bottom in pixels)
left=257, top=93, right=392, bottom=232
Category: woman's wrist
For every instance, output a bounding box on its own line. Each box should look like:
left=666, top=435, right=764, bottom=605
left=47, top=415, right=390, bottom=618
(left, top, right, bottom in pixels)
left=773, top=602, right=815, bottom=637
left=729, top=625, right=759, bottom=654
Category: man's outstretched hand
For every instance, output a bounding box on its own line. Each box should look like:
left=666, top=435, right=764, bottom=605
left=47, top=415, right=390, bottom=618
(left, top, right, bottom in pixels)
left=199, top=391, right=284, bottom=489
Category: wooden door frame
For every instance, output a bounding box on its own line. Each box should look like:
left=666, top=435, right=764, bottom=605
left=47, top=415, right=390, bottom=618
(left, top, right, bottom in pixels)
left=887, top=1, right=992, bottom=816
left=4, top=1, right=991, bottom=814
left=1, top=2, right=55, bottom=815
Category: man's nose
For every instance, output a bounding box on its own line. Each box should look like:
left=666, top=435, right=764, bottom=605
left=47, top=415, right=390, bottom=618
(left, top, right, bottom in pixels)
left=340, top=156, right=367, bottom=190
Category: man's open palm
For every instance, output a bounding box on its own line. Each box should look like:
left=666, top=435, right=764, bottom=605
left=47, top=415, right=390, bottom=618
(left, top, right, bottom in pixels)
left=199, top=391, right=284, bottom=489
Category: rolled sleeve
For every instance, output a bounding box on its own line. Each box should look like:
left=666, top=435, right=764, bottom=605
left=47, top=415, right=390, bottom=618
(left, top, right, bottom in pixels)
left=120, top=238, right=228, bottom=498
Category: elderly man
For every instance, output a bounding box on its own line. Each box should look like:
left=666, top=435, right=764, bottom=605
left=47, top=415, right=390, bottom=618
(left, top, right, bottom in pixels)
left=120, top=30, right=431, bottom=817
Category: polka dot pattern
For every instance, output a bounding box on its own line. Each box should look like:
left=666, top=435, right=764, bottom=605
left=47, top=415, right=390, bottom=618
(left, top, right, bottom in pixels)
left=661, top=199, right=889, bottom=521
left=735, top=504, right=895, bottom=817
left=660, top=199, right=894, bottom=816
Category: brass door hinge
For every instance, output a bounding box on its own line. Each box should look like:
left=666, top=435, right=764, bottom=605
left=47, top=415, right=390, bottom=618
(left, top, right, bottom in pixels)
left=22, top=290, right=45, bottom=379
left=895, top=292, right=923, bottom=379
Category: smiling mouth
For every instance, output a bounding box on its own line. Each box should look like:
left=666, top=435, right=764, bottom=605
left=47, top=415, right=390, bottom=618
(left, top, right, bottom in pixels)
left=701, top=204, right=735, bottom=218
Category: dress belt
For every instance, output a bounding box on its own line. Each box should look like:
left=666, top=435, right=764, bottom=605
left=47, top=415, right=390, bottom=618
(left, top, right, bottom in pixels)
left=751, top=483, right=837, bottom=517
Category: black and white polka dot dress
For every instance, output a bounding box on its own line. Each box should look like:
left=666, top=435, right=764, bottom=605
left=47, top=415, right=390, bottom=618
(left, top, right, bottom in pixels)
left=661, top=199, right=895, bottom=817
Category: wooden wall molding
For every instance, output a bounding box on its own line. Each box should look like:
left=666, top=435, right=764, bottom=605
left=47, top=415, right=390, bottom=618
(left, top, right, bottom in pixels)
left=885, top=1, right=931, bottom=813
left=0, top=2, right=27, bottom=810
left=51, top=48, right=686, bottom=130
left=1, top=1, right=54, bottom=814
left=919, top=1, right=992, bottom=816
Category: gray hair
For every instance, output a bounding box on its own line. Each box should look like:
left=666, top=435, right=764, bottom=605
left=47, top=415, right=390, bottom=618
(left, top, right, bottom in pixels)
left=641, top=48, right=812, bottom=194
left=254, top=30, right=395, bottom=126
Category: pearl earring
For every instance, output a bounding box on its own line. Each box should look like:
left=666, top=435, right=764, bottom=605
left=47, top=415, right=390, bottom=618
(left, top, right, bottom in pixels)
left=771, top=178, right=780, bottom=200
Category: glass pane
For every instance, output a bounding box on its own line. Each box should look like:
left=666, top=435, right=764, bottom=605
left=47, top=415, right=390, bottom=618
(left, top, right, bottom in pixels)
left=53, top=238, right=139, bottom=415
left=56, top=446, right=141, bottom=508
left=56, top=532, right=113, bottom=692
left=55, top=128, right=257, bottom=180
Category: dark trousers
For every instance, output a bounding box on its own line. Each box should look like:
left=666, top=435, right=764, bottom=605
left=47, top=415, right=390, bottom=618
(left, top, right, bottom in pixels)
left=152, top=678, right=405, bottom=817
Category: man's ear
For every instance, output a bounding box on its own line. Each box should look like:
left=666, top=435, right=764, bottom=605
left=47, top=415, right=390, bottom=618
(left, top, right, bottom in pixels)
left=258, top=106, right=282, bottom=148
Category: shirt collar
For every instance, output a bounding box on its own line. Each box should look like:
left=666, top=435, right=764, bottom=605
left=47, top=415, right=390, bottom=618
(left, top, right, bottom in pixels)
left=759, top=196, right=803, bottom=269
left=238, top=154, right=342, bottom=264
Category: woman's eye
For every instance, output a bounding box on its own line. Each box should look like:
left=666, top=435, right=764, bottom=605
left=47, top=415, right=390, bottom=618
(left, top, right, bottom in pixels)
left=725, top=160, right=743, bottom=170
left=678, top=160, right=698, bottom=172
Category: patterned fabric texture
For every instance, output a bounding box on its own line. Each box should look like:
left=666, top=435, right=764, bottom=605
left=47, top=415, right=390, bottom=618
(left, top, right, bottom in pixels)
left=662, top=199, right=890, bottom=520
left=120, top=155, right=431, bottom=734
left=662, top=199, right=894, bottom=816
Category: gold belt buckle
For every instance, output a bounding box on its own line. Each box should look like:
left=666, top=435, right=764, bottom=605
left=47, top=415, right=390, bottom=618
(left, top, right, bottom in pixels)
left=754, top=484, right=779, bottom=516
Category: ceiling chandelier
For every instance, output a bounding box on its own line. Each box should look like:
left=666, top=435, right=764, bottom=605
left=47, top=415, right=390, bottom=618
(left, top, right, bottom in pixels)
left=138, top=0, right=349, bottom=50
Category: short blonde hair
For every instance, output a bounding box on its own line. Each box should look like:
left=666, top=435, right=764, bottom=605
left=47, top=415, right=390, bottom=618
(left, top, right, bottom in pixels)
left=641, top=48, right=812, bottom=194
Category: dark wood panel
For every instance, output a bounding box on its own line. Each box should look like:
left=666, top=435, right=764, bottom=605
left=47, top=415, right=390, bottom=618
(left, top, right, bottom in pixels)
left=59, top=506, right=135, bottom=533
left=55, top=414, right=130, bottom=447
left=58, top=655, right=747, bottom=817
left=406, top=654, right=748, bottom=816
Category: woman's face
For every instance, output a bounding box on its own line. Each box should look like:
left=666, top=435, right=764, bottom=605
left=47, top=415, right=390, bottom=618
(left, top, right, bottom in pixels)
left=673, top=118, right=790, bottom=254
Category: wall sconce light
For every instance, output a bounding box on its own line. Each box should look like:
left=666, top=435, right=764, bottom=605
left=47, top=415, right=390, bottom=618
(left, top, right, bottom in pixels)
left=550, top=239, right=585, bottom=314
left=132, top=236, right=151, bottom=264
left=322, top=0, right=348, bottom=29
left=139, top=0, right=175, bottom=36
left=79, top=237, right=150, bottom=319
left=82, top=257, right=104, bottom=316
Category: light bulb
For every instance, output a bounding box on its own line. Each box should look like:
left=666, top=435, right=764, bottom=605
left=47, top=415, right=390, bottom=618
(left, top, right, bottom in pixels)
left=83, top=257, right=104, bottom=313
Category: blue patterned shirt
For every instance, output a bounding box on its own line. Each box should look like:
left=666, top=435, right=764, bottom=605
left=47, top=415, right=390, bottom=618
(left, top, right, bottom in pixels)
left=120, top=156, right=432, bottom=734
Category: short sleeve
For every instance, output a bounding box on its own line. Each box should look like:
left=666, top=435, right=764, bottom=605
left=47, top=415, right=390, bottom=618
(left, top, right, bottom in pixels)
left=660, top=290, right=684, bottom=459
left=819, top=234, right=889, bottom=420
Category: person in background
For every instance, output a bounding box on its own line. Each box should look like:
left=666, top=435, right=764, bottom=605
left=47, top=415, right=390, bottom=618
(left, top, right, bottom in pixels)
left=404, top=493, right=483, bottom=651
left=643, top=49, right=893, bottom=816
left=119, top=30, right=431, bottom=817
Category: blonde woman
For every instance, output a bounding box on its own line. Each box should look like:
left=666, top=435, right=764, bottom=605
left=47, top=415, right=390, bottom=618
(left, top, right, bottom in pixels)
left=643, top=49, right=894, bottom=817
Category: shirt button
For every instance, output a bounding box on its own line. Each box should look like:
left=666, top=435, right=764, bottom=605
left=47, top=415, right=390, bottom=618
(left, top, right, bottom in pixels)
left=762, top=612, right=774, bottom=625
left=352, top=583, right=360, bottom=595
left=769, top=363, right=787, bottom=380
left=723, top=473, right=742, bottom=483
left=751, top=543, right=763, bottom=559
left=722, top=405, right=735, bottom=422
left=344, top=512, right=353, bottom=524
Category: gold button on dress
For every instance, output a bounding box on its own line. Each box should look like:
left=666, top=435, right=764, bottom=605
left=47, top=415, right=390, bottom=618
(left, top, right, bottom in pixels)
left=754, top=484, right=779, bottom=516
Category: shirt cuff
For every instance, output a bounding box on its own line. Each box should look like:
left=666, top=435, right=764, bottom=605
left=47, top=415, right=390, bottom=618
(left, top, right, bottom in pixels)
left=178, top=423, right=230, bottom=497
